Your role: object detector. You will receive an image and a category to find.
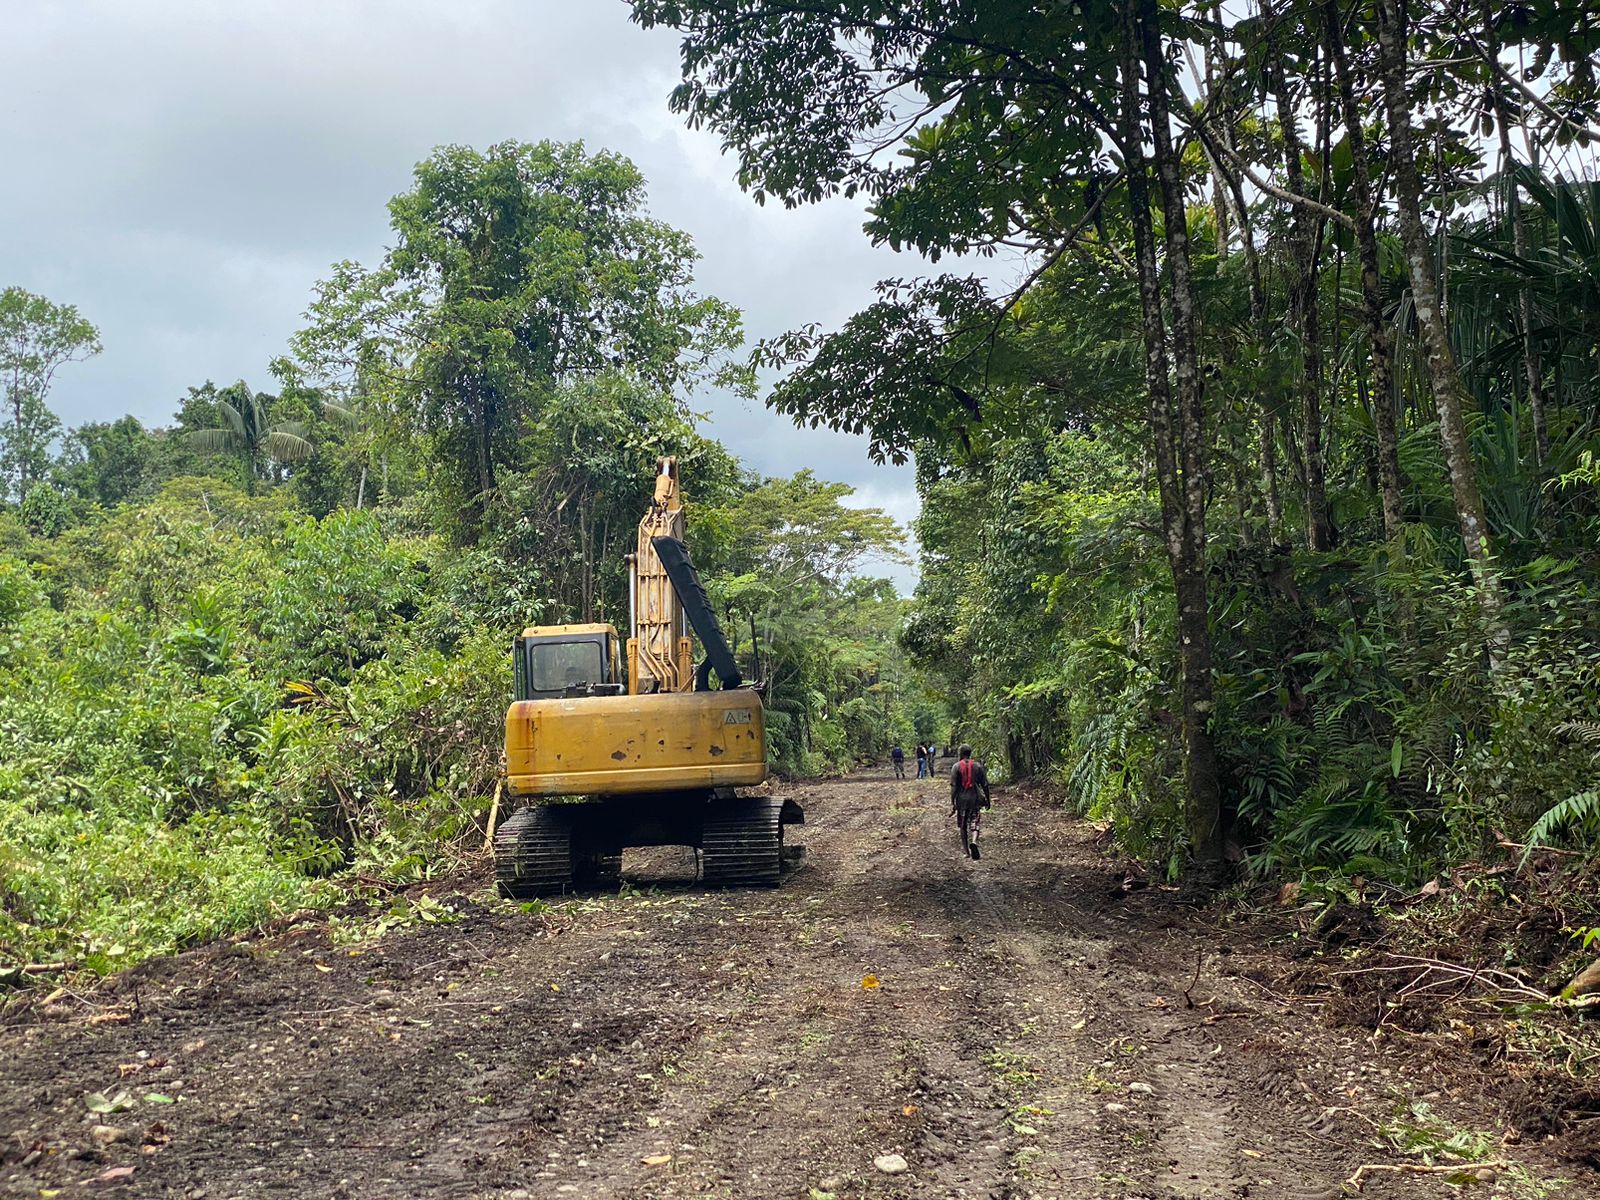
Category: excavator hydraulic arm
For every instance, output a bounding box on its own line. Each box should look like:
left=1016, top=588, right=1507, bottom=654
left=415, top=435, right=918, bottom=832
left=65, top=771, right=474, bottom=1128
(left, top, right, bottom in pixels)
left=627, top=458, right=694, bottom=694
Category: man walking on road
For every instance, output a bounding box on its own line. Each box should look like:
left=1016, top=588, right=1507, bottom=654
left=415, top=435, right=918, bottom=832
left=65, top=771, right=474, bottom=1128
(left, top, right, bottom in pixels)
left=890, top=744, right=906, bottom=779
left=914, top=743, right=928, bottom=779
left=950, top=744, right=991, bottom=860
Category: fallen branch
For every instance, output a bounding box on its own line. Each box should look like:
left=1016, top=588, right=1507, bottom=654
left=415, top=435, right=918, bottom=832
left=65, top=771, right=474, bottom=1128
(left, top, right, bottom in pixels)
left=1338, top=952, right=1549, bottom=1006
left=483, top=779, right=504, bottom=854
left=1346, top=1159, right=1506, bottom=1190
left=0, top=962, right=75, bottom=986
left=1497, top=838, right=1585, bottom=859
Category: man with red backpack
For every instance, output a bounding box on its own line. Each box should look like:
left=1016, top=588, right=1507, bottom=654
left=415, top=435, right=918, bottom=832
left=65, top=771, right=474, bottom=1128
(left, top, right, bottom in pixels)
left=949, top=744, right=991, bottom=860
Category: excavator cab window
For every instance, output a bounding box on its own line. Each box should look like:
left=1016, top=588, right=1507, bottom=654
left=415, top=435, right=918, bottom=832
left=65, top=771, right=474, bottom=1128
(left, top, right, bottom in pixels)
left=515, top=635, right=616, bottom=699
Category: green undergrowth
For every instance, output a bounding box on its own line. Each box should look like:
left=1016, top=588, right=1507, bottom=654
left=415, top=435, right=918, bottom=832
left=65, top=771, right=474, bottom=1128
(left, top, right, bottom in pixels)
left=0, top=480, right=510, bottom=972
left=1, top=470, right=921, bottom=977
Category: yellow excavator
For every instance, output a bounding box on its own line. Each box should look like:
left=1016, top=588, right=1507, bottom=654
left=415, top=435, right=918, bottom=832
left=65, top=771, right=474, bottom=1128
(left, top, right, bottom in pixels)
left=494, top=456, right=802, bottom=896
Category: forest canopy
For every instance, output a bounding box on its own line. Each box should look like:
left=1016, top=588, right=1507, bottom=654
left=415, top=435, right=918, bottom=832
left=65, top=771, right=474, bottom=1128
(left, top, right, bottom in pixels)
left=629, top=0, right=1600, bottom=876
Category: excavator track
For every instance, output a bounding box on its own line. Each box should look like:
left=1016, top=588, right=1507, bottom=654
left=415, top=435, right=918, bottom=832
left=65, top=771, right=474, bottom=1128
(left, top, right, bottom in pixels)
left=494, top=806, right=574, bottom=898
left=701, top=796, right=784, bottom=887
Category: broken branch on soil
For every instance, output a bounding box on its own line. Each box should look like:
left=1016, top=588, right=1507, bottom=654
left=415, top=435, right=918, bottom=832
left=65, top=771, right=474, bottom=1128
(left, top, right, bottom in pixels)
left=1340, top=953, right=1549, bottom=1006
left=1345, top=1159, right=1507, bottom=1190
left=1181, top=950, right=1202, bottom=1008
left=1497, top=838, right=1585, bottom=859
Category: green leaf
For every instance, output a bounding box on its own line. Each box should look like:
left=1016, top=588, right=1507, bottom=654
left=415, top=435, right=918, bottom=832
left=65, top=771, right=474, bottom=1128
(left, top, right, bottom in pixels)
left=83, top=1089, right=135, bottom=1114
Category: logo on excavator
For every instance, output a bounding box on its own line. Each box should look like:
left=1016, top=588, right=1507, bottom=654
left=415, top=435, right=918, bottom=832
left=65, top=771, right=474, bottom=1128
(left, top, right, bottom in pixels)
left=723, top=709, right=753, bottom=725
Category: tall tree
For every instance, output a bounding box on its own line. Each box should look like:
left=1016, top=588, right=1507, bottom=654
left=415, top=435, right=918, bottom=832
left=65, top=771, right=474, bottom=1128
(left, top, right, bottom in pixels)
left=61, top=415, right=155, bottom=507
left=1372, top=0, right=1505, bottom=632
left=0, top=287, right=101, bottom=502
left=630, top=0, right=1228, bottom=862
left=292, top=140, right=750, bottom=535
left=188, top=381, right=313, bottom=495
left=1323, top=0, right=1406, bottom=539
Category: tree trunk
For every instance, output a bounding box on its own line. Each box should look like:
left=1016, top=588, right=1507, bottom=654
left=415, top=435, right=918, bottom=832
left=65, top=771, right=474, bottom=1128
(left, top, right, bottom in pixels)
left=8, top=386, right=24, bottom=498
left=1483, top=14, right=1551, bottom=466
left=1262, top=409, right=1284, bottom=540
left=1325, top=0, right=1405, bottom=538
left=1271, top=53, right=1333, bottom=551
left=1131, top=0, right=1224, bottom=863
left=1218, top=158, right=1281, bottom=545
left=355, top=462, right=368, bottom=511
left=1373, top=0, right=1506, bottom=631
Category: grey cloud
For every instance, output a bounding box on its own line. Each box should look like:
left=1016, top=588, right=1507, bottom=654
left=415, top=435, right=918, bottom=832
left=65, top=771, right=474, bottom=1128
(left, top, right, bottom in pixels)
left=4, top=0, right=946, bottom=587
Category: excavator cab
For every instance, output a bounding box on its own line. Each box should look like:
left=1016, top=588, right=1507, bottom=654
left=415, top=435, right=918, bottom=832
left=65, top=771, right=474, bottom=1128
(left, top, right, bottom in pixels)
left=513, top=624, right=624, bottom=699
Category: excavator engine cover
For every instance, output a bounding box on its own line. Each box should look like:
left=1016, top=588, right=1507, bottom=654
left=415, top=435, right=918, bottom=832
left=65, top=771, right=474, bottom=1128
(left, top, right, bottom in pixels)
left=506, top=688, right=766, bottom=797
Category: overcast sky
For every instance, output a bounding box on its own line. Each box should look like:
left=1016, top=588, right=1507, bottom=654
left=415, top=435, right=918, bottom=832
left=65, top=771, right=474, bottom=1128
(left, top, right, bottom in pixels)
left=2, top=0, right=1013, bottom=588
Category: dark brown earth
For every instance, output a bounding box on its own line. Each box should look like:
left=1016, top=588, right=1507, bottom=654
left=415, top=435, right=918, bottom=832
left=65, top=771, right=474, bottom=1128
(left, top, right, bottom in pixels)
left=2, top=773, right=1595, bottom=1199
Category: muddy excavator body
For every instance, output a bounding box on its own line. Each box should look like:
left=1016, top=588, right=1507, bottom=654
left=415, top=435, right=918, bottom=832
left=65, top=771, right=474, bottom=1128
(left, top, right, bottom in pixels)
left=495, top=457, right=802, bottom=896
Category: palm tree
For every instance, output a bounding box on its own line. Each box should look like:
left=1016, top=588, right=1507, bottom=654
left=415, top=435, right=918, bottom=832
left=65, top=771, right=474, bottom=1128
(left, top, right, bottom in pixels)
left=188, top=381, right=313, bottom=494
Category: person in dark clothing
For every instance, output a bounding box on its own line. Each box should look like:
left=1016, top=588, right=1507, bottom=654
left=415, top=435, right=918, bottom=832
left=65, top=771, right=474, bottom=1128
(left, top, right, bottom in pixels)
left=890, top=744, right=906, bottom=779
left=914, top=743, right=928, bottom=779
left=949, top=744, right=991, bottom=859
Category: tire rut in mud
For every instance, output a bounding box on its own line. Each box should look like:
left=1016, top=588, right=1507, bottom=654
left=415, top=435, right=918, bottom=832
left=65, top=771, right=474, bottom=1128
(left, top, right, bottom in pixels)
left=2, top=774, right=1594, bottom=1199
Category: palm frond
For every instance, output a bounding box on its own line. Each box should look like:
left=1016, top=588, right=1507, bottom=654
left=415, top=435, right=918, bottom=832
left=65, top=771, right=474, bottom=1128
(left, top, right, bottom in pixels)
left=321, top=400, right=363, bottom=429
left=188, top=427, right=244, bottom=455
left=263, top=428, right=314, bottom=464
left=215, top=399, right=246, bottom=440
left=1524, top=790, right=1600, bottom=853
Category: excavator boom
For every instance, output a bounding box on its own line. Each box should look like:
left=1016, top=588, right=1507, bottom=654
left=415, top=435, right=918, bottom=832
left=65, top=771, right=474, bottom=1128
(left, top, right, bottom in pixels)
left=628, top=458, right=694, bottom=694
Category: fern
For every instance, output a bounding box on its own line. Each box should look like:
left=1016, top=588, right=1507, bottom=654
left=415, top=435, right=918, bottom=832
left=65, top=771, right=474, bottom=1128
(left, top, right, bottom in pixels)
left=1524, top=790, right=1600, bottom=852
left=1557, top=721, right=1600, bottom=752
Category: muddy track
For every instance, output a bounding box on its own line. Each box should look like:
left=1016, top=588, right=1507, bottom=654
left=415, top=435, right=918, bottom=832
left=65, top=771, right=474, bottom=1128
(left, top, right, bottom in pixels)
left=1, top=774, right=1591, bottom=1199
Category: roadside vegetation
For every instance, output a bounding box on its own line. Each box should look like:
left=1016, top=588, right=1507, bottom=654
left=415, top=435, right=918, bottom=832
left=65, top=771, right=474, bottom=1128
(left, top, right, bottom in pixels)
left=628, top=0, right=1600, bottom=886
left=0, top=143, right=932, bottom=972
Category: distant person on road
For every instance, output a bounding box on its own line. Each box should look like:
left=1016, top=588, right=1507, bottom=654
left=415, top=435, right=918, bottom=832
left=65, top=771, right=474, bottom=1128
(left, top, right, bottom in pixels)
left=915, top=743, right=928, bottom=779
left=891, top=744, right=906, bottom=779
left=950, top=745, right=991, bottom=860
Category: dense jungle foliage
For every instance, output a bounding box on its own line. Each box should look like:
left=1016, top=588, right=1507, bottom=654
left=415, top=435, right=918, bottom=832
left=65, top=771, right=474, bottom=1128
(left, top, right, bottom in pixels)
left=632, top=0, right=1600, bottom=879
left=0, top=143, right=932, bottom=970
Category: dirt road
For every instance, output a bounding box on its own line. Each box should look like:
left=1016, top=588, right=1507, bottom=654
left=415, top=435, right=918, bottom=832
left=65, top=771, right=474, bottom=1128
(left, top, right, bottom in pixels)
left=2, top=774, right=1590, bottom=1198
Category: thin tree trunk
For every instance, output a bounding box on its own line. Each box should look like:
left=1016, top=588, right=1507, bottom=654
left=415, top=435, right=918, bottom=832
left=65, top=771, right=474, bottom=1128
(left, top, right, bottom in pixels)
left=1374, top=0, right=1506, bottom=634
left=1486, top=53, right=1550, bottom=464
left=1202, top=32, right=1231, bottom=263
left=355, top=462, right=368, bottom=511
left=1262, top=409, right=1284, bottom=540
left=1136, top=0, right=1224, bottom=863
left=1271, top=54, right=1333, bottom=551
left=1220, top=159, right=1280, bottom=544
left=9, top=383, right=25, bottom=497
left=1326, top=0, right=1405, bottom=537
left=1211, top=137, right=1281, bottom=544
